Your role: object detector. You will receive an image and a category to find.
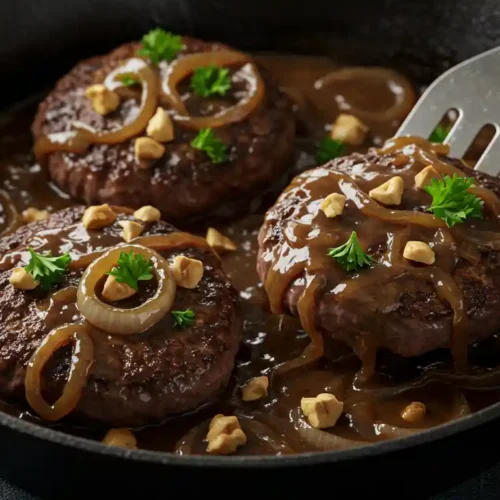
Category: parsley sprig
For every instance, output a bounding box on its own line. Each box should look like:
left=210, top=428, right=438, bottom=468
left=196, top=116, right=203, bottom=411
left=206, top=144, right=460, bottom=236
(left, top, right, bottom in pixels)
left=107, top=251, right=154, bottom=291
left=191, top=65, right=231, bottom=98
left=25, top=248, right=71, bottom=291
left=119, top=74, right=140, bottom=87
left=316, top=137, right=346, bottom=164
left=191, top=128, right=228, bottom=164
left=429, top=125, right=450, bottom=144
left=425, top=174, right=483, bottom=227
left=327, top=231, right=372, bottom=272
left=171, top=309, right=195, bottom=328
left=138, top=28, right=183, bottom=64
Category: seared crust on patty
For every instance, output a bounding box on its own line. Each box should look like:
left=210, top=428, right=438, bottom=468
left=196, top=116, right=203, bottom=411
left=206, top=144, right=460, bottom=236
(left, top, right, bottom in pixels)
left=0, top=206, right=241, bottom=426
left=257, top=148, right=500, bottom=359
left=32, top=38, right=295, bottom=223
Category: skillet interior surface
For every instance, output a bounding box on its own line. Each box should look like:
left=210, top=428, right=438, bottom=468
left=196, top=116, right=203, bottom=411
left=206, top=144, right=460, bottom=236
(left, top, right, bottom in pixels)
left=2, top=0, right=500, bottom=496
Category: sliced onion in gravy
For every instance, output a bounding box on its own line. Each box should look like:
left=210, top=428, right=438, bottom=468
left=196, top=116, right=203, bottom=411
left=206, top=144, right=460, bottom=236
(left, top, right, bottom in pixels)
left=77, top=244, right=176, bottom=335
left=160, top=50, right=265, bottom=129
left=34, top=131, right=90, bottom=165
left=25, top=324, right=94, bottom=421
left=74, top=58, right=159, bottom=145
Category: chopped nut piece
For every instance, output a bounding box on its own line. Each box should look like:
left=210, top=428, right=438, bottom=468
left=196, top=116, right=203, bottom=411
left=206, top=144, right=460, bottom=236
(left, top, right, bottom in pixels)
left=85, top=84, right=120, bottom=115
left=118, top=220, right=143, bottom=242
left=301, top=393, right=344, bottom=429
left=319, top=193, right=346, bottom=218
left=134, top=137, right=165, bottom=163
left=22, top=207, right=49, bottom=223
left=9, top=267, right=39, bottom=290
left=369, top=176, right=404, bottom=206
left=171, top=255, right=203, bottom=289
left=206, top=227, right=237, bottom=253
left=330, top=113, right=369, bottom=145
left=133, top=205, right=161, bottom=222
left=82, top=204, right=117, bottom=230
left=241, top=376, right=269, bottom=401
left=401, top=402, right=427, bottom=423
left=403, top=241, right=435, bottom=265
left=415, top=165, right=441, bottom=189
left=102, top=275, right=136, bottom=302
left=146, top=107, right=174, bottom=142
left=102, top=428, right=137, bottom=449
left=206, top=414, right=247, bottom=455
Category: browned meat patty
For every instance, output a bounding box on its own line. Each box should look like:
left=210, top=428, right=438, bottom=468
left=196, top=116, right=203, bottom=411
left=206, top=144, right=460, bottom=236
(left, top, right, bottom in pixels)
left=32, top=38, right=295, bottom=223
left=257, top=142, right=500, bottom=360
left=0, top=207, right=241, bottom=427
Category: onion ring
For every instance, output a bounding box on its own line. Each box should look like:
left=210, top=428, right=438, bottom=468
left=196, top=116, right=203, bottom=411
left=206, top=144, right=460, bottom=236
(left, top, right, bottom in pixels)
left=25, top=324, right=94, bottom=421
left=73, top=58, right=159, bottom=145
left=77, top=244, right=176, bottom=335
left=160, top=50, right=264, bottom=129
left=316, top=67, right=416, bottom=123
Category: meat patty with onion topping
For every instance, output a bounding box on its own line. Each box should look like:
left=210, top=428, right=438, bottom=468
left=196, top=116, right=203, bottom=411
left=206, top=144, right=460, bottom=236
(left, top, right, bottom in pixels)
left=0, top=206, right=241, bottom=427
left=257, top=137, right=500, bottom=370
left=31, top=31, right=295, bottom=223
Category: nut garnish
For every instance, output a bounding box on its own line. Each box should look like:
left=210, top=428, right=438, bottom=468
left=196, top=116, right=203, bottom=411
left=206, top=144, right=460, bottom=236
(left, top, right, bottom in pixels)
left=241, top=376, right=269, bottom=402
left=415, top=165, right=441, bottom=189
left=403, top=241, right=435, bottom=265
left=133, top=205, right=161, bottom=222
left=85, top=84, right=120, bottom=115
left=171, top=255, right=203, bottom=289
left=146, top=107, right=174, bottom=142
left=369, top=176, right=404, bottom=206
left=301, top=393, right=344, bottom=429
left=22, top=207, right=49, bottom=223
left=330, top=113, right=369, bottom=146
left=206, top=414, right=247, bottom=455
left=102, top=275, right=136, bottom=302
left=320, top=193, right=347, bottom=219
left=206, top=227, right=237, bottom=253
left=82, top=204, right=117, bottom=230
left=401, top=401, right=426, bottom=423
left=102, top=428, right=137, bottom=449
left=134, top=137, right=165, bottom=163
left=118, top=220, right=143, bottom=243
left=9, top=267, right=39, bottom=290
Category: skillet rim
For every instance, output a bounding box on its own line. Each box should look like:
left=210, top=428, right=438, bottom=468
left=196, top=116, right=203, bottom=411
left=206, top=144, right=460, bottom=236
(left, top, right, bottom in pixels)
left=1, top=398, right=499, bottom=466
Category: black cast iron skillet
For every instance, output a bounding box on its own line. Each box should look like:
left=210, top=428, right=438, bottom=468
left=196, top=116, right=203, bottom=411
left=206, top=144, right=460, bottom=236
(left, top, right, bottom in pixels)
left=1, top=0, right=500, bottom=498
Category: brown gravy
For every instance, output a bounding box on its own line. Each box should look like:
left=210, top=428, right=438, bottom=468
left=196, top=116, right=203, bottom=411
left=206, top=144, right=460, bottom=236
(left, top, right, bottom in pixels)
left=1, top=53, right=499, bottom=455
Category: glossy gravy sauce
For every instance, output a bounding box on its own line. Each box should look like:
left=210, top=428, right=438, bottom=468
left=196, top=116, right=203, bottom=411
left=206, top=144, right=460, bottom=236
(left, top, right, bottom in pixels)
left=1, top=54, right=500, bottom=455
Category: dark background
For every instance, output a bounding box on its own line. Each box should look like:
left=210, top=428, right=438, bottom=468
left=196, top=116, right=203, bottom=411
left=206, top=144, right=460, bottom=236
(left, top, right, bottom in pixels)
left=2, top=0, right=500, bottom=498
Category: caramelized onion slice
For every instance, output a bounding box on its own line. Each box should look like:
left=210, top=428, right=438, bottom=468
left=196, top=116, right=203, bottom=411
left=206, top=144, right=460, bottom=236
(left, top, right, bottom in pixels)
left=317, top=67, right=416, bottom=123
left=160, top=50, right=264, bottom=129
left=34, top=131, right=90, bottom=165
left=74, top=58, right=159, bottom=145
left=25, top=324, right=94, bottom=421
left=77, top=244, right=176, bottom=335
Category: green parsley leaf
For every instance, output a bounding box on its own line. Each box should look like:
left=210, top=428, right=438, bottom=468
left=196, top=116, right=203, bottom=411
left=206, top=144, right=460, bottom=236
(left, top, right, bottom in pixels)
left=107, top=251, right=154, bottom=291
left=190, top=65, right=231, bottom=98
left=316, top=137, right=346, bottom=164
left=138, top=28, right=183, bottom=64
left=429, top=125, right=450, bottom=144
left=327, top=231, right=372, bottom=273
left=425, top=174, right=483, bottom=227
left=24, top=248, right=72, bottom=291
left=191, top=128, right=228, bottom=164
left=119, top=74, right=140, bottom=87
left=171, top=309, right=195, bottom=328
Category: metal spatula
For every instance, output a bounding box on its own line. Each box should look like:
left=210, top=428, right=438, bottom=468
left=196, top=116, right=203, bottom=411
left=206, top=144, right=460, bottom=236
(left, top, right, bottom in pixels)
left=396, top=46, right=500, bottom=176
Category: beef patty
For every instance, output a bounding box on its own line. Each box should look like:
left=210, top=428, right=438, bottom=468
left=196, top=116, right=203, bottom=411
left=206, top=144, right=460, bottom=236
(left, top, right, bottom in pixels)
left=257, top=139, right=500, bottom=361
left=32, top=37, right=295, bottom=223
left=0, top=206, right=241, bottom=427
